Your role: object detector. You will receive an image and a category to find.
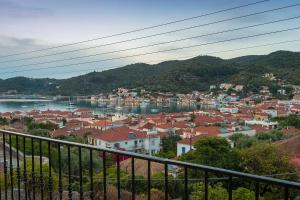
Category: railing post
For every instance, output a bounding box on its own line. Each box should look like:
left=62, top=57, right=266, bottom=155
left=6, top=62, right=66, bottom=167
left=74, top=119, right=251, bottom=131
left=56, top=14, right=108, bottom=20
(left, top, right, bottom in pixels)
left=67, top=146, right=72, bottom=200
left=255, top=182, right=259, bottom=200
left=78, top=147, right=83, bottom=200
left=2, top=133, right=8, bottom=200
left=284, top=187, right=289, bottom=200
left=89, top=149, right=94, bottom=200
left=16, top=135, right=21, bottom=200
left=147, top=160, right=151, bottom=200
left=131, top=157, right=135, bottom=200
left=117, top=154, right=121, bottom=200
left=58, top=143, right=63, bottom=200
left=9, top=134, right=14, bottom=200
left=103, top=151, right=107, bottom=200
left=204, top=171, right=208, bottom=200
left=184, top=166, right=188, bottom=200
left=228, top=176, right=232, bottom=200
left=165, top=163, right=168, bottom=200
left=39, top=139, right=44, bottom=200
left=47, top=141, right=53, bottom=200
left=31, top=137, right=36, bottom=200
left=23, top=136, right=28, bottom=200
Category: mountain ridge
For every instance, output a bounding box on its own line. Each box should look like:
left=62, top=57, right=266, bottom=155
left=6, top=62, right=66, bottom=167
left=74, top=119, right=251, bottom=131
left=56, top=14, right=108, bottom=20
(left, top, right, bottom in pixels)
left=1, top=51, right=299, bottom=95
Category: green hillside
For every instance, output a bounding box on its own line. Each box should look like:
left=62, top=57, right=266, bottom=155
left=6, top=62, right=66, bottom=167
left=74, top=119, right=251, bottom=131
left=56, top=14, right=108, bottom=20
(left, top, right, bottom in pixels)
left=0, top=51, right=299, bottom=95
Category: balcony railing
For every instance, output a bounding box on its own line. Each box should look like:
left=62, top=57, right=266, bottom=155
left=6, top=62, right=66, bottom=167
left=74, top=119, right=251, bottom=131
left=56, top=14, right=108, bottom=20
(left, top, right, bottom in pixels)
left=0, top=129, right=300, bottom=200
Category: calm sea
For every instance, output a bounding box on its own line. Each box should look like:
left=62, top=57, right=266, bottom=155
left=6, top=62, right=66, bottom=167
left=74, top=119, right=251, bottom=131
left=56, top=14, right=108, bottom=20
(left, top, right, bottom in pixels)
left=0, top=99, right=198, bottom=114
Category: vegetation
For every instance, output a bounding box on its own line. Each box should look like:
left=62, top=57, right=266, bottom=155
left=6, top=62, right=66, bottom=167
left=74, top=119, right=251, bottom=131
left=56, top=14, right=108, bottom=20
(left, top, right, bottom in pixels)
left=1, top=51, right=300, bottom=95
left=155, top=134, right=181, bottom=158
left=229, top=130, right=284, bottom=149
left=180, top=137, right=240, bottom=170
left=179, top=136, right=298, bottom=199
left=273, top=115, right=300, bottom=129
left=190, top=183, right=264, bottom=200
left=0, top=117, right=8, bottom=125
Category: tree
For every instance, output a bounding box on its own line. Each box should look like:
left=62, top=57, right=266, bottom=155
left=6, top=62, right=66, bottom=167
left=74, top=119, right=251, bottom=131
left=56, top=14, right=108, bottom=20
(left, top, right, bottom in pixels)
left=240, top=143, right=296, bottom=177
left=255, top=130, right=283, bottom=142
left=190, top=183, right=264, bottom=200
left=229, top=133, right=257, bottom=149
left=190, top=183, right=227, bottom=200
left=180, top=137, right=240, bottom=170
left=233, top=187, right=263, bottom=200
left=273, top=115, right=300, bottom=129
left=156, top=135, right=181, bottom=158
left=0, top=117, right=8, bottom=125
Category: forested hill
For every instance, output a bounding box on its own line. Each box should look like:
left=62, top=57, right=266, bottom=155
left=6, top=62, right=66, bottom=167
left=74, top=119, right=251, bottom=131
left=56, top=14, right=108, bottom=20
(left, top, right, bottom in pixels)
left=0, top=51, right=300, bottom=95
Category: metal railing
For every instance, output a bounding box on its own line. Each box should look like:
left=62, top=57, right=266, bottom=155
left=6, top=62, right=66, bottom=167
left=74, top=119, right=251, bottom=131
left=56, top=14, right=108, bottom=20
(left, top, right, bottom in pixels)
left=0, top=129, right=300, bottom=200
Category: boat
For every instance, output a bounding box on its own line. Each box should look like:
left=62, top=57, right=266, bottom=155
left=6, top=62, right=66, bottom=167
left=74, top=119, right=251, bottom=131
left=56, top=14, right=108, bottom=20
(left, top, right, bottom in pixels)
left=98, top=102, right=107, bottom=108
left=115, top=106, right=123, bottom=111
left=68, top=97, right=76, bottom=106
left=162, top=105, right=170, bottom=109
left=140, top=101, right=149, bottom=108
left=151, top=108, right=160, bottom=113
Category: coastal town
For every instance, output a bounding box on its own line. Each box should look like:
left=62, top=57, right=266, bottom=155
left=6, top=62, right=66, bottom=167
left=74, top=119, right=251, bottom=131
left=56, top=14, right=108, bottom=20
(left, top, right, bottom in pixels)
left=1, top=81, right=300, bottom=165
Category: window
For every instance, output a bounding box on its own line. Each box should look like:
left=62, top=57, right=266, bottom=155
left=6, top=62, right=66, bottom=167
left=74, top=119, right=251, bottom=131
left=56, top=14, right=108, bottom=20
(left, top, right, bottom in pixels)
left=182, top=147, right=186, bottom=154
left=151, top=140, right=155, bottom=146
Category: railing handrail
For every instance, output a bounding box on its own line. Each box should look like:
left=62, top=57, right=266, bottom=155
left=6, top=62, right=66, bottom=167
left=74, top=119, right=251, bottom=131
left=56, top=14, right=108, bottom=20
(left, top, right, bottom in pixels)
left=1, top=129, right=300, bottom=189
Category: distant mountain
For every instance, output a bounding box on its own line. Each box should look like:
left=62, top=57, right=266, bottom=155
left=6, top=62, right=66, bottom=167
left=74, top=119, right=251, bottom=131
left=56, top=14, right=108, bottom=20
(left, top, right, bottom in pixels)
left=0, top=51, right=299, bottom=96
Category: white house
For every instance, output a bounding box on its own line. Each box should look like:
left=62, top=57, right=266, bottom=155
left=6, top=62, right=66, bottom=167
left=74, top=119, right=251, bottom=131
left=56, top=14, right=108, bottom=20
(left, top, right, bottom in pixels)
left=90, top=126, right=161, bottom=154
left=245, top=119, right=278, bottom=129
left=219, top=107, right=239, bottom=114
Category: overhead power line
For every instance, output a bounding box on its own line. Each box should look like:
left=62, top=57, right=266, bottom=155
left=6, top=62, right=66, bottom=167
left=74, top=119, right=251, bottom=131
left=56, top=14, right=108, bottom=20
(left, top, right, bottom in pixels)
left=0, top=0, right=270, bottom=59
left=3, top=15, right=300, bottom=70
left=44, top=38, right=300, bottom=77
left=2, top=27, right=300, bottom=75
left=1, top=3, right=298, bottom=64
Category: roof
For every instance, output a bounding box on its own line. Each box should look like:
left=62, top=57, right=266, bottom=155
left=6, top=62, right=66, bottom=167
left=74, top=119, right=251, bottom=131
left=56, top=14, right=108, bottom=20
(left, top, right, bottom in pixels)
left=193, top=126, right=220, bottom=135
left=93, top=120, right=112, bottom=127
left=95, top=126, right=150, bottom=142
left=251, top=125, right=269, bottom=133
left=140, top=122, right=156, bottom=129
left=178, top=134, right=216, bottom=145
left=156, top=123, right=174, bottom=129
left=72, top=128, right=101, bottom=136
left=194, top=114, right=224, bottom=124
left=49, top=128, right=69, bottom=136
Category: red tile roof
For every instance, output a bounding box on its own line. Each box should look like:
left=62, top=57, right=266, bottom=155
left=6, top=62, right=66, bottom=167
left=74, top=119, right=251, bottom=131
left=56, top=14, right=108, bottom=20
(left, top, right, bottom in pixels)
left=49, top=128, right=69, bottom=136
left=193, top=126, right=220, bottom=135
left=178, top=134, right=216, bottom=145
left=251, top=125, right=269, bottom=133
left=95, top=127, right=149, bottom=142
left=93, top=120, right=112, bottom=127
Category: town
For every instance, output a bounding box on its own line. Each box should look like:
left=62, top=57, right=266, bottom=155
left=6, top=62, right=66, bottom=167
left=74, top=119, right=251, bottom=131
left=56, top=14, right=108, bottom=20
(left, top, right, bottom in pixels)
left=1, top=80, right=300, bottom=166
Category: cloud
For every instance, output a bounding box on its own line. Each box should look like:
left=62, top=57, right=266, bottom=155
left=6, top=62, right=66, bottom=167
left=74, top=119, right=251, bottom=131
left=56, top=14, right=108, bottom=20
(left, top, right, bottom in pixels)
left=0, top=1, right=52, bottom=19
left=0, top=35, right=49, bottom=53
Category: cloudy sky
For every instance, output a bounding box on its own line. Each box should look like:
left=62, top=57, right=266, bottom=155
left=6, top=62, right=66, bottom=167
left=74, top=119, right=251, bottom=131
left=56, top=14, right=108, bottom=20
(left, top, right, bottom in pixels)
left=0, top=0, right=300, bottom=79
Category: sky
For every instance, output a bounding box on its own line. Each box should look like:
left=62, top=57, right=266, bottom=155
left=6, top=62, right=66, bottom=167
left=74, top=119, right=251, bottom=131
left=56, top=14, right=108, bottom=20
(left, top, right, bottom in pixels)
left=0, top=0, right=300, bottom=79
